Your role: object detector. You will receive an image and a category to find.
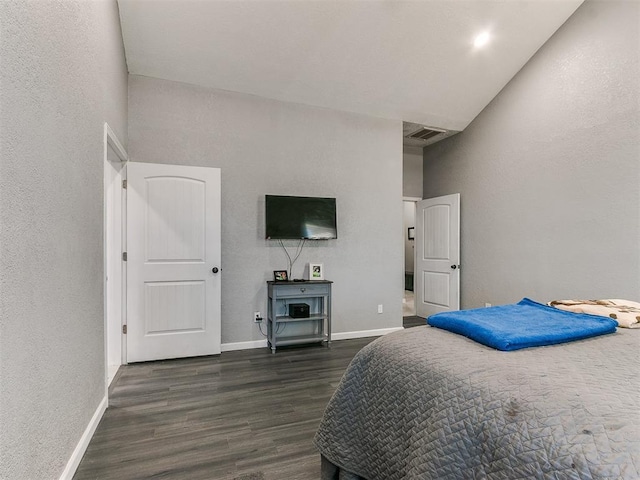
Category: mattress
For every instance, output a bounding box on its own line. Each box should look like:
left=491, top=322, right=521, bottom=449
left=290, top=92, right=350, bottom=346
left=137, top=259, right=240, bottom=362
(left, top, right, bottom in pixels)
left=314, top=326, right=640, bottom=479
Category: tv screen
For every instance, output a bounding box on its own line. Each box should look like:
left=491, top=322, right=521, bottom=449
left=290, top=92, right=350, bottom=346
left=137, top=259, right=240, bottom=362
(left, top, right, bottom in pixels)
left=265, top=195, right=337, bottom=240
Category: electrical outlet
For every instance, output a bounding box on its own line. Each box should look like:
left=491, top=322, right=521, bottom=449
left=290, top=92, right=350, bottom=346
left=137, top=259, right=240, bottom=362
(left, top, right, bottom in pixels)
left=377, top=304, right=383, bottom=314
left=485, top=303, right=492, bottom=308
left=254, top=311, right=262, bottom=323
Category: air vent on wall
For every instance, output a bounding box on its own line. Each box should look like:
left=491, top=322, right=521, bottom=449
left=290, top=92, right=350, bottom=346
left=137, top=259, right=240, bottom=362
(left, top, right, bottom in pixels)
left=407, top=127, right=447, bottom=141
left=402, top=121, right=459, bottom=148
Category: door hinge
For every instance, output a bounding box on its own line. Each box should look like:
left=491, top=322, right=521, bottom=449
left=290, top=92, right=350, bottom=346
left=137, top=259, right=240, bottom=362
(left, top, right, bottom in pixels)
left=122, top=251, right=127, bottom=261
left=122, top=324, right=127, bottom=334
left=122, top=179, right=127, bottom=189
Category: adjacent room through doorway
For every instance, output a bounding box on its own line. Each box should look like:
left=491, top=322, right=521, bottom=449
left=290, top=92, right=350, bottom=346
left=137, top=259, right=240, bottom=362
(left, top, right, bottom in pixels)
left=402, top=141, right=423, bottom=323
left=403, top=199, right=418, bottom=318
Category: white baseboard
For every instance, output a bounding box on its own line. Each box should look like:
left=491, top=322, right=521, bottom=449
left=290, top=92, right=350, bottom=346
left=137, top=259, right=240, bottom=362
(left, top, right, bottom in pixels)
left=220, top=327, right=402, bottom=352
left=59, top=395, right=107, bottom=480
left=221, top=339, right=268, bottom=352
left=331, top=327, right=403, bottom=341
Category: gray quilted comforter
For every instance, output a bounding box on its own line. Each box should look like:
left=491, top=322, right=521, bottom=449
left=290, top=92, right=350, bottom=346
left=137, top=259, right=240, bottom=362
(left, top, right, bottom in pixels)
left=314, top=326, right=640, bottom=479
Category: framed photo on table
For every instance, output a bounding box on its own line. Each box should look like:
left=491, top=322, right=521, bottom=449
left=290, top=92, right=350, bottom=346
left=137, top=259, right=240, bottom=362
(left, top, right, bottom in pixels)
left=273, top=270, right=288, bottom=282
left=309, top=263, right=324, bottom=280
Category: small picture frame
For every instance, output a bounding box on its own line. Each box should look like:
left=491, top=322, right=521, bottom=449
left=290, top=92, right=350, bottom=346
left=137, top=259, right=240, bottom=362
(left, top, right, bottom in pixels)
left=273, top=270, right=289, bottom=282
left=309, top=263, right=324, bottom=280
left=408, top=227, right=415, bottom=240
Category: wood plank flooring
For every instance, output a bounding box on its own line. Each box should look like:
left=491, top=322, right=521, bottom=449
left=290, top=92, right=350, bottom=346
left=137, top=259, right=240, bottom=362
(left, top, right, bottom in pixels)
left=73, top=338, right=376, bottom=480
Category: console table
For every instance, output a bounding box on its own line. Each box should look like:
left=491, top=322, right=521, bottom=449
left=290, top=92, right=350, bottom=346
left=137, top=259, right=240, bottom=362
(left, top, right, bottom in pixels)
left=266, top=280, right=332, bottom=354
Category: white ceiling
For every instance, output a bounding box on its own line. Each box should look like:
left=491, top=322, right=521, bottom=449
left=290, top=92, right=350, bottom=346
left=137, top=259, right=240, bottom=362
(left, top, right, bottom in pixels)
left=118, top=0, right=582, bottom=132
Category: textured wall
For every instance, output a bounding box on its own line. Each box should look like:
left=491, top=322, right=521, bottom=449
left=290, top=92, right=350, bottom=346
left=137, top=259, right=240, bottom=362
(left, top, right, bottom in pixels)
left=128, top=75, right=404, bottom=344
left=423, top=0, right=640, bottom=308
left=0, top=1, right=128, bottom=478
left=402, top=146, right=423, bottom=198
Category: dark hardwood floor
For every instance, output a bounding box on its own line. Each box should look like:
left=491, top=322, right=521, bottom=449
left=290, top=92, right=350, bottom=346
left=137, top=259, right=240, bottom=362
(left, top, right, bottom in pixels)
left=74, top=337, right=376, bottom=480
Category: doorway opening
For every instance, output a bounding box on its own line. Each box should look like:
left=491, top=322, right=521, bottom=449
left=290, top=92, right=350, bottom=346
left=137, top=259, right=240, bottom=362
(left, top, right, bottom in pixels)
left=103, top=123, right=127, bottom=390
left=403, top=198, right=420, bottom=319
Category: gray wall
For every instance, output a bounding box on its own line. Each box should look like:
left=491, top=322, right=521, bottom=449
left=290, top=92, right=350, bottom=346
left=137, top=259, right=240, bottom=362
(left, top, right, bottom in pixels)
left=423, top=0, right=639, bottom=308
left=128, top=75, right=404, bottom=344
left=0, top=1, right=128, bottom=478
left=403, top=146, right=423, bottom=198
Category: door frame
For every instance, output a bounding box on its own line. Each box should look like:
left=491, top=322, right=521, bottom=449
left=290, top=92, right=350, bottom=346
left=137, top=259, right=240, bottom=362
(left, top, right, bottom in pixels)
left=403, top=196, right=421, bottom=315
left=103, top=123, right=127, bottom=399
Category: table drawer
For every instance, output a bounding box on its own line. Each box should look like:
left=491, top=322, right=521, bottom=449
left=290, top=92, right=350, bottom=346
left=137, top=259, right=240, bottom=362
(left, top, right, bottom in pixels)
left=273, top=284, right=330, bottom=297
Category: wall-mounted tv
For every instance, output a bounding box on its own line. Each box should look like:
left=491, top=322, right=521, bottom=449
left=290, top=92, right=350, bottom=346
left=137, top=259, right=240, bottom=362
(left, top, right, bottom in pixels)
left=265, top=195, right=337, bottom=240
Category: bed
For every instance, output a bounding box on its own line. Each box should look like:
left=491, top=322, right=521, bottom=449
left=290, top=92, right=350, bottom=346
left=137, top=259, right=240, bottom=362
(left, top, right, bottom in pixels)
left=314, top=302, right=640, bottom=479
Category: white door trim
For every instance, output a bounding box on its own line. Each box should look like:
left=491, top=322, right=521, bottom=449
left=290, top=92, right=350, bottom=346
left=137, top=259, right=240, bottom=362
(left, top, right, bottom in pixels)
left=103, top=123, right=127, bottom=400
left=105, top=123, right=127, bottom=161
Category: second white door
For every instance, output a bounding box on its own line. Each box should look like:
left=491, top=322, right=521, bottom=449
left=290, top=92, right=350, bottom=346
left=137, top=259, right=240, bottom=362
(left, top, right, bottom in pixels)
left=126, top=162, right=221, bottom=362
left=415, top=193, right=460, bottom=318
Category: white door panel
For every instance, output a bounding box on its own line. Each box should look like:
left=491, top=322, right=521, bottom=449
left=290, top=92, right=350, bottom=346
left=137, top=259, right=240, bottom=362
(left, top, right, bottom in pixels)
left=416, top=194, right=460, bottom=318
left=127, top=162, right=221, bottom=362
left=422, top=271, right=450, bottom=307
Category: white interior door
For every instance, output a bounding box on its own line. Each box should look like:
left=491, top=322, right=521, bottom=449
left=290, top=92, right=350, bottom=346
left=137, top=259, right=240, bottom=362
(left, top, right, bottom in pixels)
left=415, top=193, right=460, bottom=318
left=126, top=162, right=221, bottom=362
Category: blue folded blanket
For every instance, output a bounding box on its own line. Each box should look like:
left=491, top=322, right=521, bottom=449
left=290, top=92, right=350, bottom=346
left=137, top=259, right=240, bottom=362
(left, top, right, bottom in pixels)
left=427, top=298, right=617, bottom=351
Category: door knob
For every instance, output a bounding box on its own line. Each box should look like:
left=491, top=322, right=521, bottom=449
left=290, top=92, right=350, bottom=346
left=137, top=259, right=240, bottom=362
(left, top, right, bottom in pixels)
left=212, top=267, right=219, bottom=273
left=450, top=265, right=459, bottom=270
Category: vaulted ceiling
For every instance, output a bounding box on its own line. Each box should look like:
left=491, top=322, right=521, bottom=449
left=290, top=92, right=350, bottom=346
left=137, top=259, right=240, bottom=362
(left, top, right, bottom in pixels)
left=118, top=0, right=582, bottom=136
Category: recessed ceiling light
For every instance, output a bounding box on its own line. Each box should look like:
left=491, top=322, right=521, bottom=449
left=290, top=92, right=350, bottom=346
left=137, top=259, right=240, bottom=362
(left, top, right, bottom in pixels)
left=473, top=31, right=491, bottom=48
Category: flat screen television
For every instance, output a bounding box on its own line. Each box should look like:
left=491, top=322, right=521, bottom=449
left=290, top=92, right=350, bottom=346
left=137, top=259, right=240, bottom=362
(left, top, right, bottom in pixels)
left=265, top=195, right=337, bottom=240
